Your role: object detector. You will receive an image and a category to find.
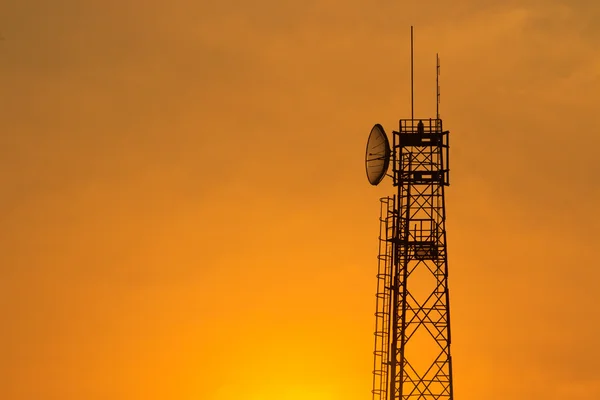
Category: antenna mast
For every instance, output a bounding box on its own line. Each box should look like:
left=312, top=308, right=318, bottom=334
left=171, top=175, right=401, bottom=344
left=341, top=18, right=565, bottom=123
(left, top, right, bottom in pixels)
left=410, top=26, right=414, bottom=120
left=436, top=53, right=440, bottom=119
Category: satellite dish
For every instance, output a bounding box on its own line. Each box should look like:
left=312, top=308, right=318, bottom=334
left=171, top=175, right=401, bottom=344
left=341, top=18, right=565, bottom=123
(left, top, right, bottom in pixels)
left=365, top=124, right=391, bottom=185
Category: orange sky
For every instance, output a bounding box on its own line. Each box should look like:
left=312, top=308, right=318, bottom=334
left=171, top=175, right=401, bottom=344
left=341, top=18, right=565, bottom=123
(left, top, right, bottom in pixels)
left=1, top=1, right=599, bottom=399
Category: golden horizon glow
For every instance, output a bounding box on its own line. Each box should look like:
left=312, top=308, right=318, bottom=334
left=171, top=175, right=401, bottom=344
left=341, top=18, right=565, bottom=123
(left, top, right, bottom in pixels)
left=1, top=1, right=599, bottom=399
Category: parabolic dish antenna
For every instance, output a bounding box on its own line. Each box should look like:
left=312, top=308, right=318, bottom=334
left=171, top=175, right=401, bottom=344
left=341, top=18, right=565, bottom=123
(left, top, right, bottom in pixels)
left=365, top=124, right=391, bottom=186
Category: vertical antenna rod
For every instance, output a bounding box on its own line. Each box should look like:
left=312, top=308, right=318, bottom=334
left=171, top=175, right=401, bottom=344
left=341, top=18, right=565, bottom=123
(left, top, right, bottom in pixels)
left=410, top=26, right=414, bottom=120
left=436, top=53, right=440, bottom=119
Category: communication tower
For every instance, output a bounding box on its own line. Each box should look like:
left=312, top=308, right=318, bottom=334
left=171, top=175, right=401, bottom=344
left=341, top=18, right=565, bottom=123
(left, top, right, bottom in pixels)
left=364, top=27, right=454, bottom=400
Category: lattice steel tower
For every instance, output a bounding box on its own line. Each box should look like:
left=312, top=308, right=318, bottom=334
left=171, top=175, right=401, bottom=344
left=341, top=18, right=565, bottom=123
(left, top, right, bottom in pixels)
left=364, top=28, right=454, bottom=400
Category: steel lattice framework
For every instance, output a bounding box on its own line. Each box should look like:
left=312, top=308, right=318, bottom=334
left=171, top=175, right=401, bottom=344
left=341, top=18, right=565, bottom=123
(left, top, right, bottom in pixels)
left=372, top=118, right=453, bottom=400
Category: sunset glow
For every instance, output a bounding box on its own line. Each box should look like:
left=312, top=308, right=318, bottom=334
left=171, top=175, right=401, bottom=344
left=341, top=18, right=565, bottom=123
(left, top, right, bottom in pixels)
left=1, top=1, right=599, bottom=400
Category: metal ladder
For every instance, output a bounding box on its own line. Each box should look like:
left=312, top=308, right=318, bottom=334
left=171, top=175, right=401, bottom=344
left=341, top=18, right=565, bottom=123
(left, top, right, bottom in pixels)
left=372, top=196, right=396, bottom=400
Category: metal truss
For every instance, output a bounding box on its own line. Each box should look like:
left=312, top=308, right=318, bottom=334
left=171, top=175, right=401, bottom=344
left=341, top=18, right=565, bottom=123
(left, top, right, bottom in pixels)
left=372, top=118, right=453, bottom=400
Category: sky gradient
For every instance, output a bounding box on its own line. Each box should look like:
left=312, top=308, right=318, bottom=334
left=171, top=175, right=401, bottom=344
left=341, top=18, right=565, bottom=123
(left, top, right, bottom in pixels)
left=1, top=1, right=599, bottom=399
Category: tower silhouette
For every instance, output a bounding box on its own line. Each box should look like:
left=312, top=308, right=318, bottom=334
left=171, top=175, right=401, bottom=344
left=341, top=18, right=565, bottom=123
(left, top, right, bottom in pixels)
left=365, top=28, right=454, bottom=400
